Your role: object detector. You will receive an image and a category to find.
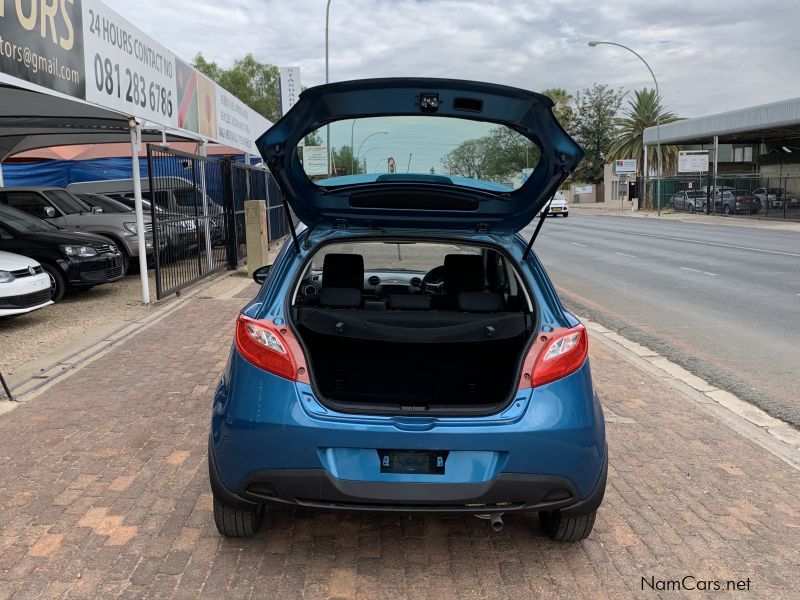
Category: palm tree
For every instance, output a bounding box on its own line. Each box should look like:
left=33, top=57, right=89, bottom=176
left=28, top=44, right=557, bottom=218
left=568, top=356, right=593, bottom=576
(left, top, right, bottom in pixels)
left=541, top=88, right=574, bottom=131
left=607, top=88, right=681, bottom=175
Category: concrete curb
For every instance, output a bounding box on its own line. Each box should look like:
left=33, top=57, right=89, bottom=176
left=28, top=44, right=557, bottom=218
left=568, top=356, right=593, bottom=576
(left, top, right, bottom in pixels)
left=584, top=318, right=800, bottom=471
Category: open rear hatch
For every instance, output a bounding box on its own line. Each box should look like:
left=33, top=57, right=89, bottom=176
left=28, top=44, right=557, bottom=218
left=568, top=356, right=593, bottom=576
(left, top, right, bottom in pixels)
left=256, top=78, right=583, bottom=234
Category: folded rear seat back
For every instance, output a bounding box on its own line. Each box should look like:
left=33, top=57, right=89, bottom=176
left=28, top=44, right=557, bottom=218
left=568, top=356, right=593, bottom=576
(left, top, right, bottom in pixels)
left=458, top=291, right=503, bottom=313
left=319, top=287, right=362, bottom=308
left=388, top=294, right=431, bottom=310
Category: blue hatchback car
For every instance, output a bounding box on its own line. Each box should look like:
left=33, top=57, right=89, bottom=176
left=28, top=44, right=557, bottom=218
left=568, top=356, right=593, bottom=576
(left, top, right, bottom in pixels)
left=210, top=78, right=607, bottom=541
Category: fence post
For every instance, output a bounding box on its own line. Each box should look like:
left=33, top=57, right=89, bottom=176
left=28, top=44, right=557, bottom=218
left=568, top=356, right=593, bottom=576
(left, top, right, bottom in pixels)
left=221, top=159, right=238, bottom=270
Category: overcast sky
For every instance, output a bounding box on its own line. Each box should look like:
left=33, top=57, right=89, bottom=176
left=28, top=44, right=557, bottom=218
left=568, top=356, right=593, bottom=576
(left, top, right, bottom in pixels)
left=104, top=0, right=800, bottom=119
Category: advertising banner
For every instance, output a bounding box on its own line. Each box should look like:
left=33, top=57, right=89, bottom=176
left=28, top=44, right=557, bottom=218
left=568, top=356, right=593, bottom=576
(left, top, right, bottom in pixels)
left=279, top=66, right=300, bottom=116
left=0, top=0, right=85, bottom=97
left=216, top=85, right=253, bottom=153
left=81, top=0, right=177, bottom=127
left=1, top=0, right=272, bottom=154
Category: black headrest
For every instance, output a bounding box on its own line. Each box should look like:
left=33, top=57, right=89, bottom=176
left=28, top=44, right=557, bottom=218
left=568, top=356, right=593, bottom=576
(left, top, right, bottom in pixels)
left=388, top=294, right=431, bottom=310
left=319, top=287, right=361, bottom=308
left=458, top=292, right=503, bottom=313
left=444, top=254, right=485, bottom=293
left=322, top=254, right=364, bottom=289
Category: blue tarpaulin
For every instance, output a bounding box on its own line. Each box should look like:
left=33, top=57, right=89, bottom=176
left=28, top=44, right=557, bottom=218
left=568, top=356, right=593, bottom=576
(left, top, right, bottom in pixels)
left=1, top=156, right=257, bottom=188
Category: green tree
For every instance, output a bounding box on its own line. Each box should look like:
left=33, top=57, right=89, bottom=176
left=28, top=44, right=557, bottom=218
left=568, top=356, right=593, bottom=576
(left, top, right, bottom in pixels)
left=607, top=88, right=682, bottom=176
left=192, top=53, right=281, bottom=122
left=330, top=145, right=364, bottom=175
left=542, top=88, right=574, bottom=131
left=443, top=127, right=540, bottom=182
left=571, top=84, right=626, bottom=183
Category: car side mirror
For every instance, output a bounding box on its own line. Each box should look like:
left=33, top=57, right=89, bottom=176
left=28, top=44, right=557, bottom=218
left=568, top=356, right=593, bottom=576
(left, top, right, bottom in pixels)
left=44, top=206, right=57, bottom=218
left=252, top=265, right=272, bottom=284
left=91, top=206, right=103, bottom=214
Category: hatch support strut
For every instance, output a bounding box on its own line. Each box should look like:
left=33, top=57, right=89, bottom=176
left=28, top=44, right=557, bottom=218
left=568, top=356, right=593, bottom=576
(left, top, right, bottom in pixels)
left=282, top=196, right=301, bottom=253
left=522, top=198, right=552, bottom=261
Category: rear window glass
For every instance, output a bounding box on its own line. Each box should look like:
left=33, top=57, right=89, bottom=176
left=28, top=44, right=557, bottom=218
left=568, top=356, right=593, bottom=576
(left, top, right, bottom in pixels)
left=298, top=116, right=541, bottom=192
left=310, top=241, right=480, bottom=272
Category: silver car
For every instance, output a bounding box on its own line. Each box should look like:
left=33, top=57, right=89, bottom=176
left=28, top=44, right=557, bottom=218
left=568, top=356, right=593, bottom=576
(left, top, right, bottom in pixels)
left=0, top=187, right=156, bottom=273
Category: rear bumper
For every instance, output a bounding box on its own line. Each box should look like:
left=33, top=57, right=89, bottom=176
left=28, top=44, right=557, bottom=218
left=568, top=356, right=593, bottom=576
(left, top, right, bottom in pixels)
left=210, top=352, right=607, bottom=515
left=209, top=435, right=607, bottom=515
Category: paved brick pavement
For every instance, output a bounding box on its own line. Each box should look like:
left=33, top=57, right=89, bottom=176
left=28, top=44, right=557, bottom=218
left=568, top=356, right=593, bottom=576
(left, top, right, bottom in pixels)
left=0, top=285, right=798, bottom=599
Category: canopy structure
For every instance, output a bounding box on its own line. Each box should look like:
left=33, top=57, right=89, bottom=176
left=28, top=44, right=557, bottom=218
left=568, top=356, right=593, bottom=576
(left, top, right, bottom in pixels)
left=643, top=96, right=800, bottom=145
left=0, top=83, right=198, bottom=163
left=0, top=80, right=203, bottom=304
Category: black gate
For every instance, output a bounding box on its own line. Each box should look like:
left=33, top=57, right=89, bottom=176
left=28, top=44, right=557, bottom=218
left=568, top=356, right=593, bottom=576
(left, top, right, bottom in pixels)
left=146, top=144, right=292, bottom=300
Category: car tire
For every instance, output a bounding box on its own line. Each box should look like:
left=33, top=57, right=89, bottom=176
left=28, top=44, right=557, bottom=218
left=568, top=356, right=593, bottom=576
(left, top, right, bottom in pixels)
left=213, top=496, right=264, bottom=537
left=689, top=204, right=695, bottom=214
left=563, top=213, right=568, bottom=218
left=119, top=250, right=130, bottom=275
left=41, top=263, right=66, bottom=302
left=539, top=509, right=596, bottom=541
left=724, top=205, right=732, bottom=215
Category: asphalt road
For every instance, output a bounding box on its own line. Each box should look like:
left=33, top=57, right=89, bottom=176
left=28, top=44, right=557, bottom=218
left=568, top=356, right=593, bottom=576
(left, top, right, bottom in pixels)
left=524, top=214, right=800, bottom=426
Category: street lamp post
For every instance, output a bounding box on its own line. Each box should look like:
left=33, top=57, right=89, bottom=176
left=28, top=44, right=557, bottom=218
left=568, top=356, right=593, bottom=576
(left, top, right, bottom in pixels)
left=325, top=0, right=332, bottom=174
left=588, top=40, right=662, bottom=216
left=355, top=131, right=388, bottom=171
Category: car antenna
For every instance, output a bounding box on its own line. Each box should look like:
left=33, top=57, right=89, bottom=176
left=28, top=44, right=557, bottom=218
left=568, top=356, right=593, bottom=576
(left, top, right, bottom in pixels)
left=522, top=197, right=552, bottom=261
left=281, top=196, right=301, bottom=253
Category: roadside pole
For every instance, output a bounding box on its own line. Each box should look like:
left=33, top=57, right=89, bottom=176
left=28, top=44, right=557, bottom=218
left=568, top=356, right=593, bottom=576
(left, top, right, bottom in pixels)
left=129, top=118, right=150, bottom=304
left=713, top=135, right=719, bottom=215
left=643, top=145, right=648, bottom=209
left=198, top=141, right=213, bottom=272
left=0, top=161, right=4, bottom=187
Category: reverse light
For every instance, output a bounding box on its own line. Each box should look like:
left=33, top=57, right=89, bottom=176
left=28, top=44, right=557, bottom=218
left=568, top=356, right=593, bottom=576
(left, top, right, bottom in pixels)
left=235, top=315, right=310, bottom=383
left=518, top=324, right=589, bottom=389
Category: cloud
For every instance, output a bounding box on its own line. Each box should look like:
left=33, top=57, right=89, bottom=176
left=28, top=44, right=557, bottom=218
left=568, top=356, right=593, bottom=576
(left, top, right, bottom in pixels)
left=103, top=0, right=800, bottom=118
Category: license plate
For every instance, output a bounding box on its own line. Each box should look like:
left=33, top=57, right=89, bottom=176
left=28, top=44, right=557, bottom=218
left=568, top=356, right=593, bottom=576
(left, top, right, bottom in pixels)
left=378, top=450, right=448, bottom=474
left=551, top=207, right=561, bottom=211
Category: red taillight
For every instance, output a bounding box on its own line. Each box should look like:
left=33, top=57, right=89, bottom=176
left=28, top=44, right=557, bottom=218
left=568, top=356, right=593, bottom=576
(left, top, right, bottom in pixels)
left=518, top=324, right=588, bottom=389
left=235, top=316, right=310, bottom=383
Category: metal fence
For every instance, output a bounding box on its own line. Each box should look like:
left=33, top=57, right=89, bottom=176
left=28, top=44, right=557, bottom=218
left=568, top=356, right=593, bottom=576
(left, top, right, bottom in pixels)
left=146, top=144, right=289, bottom=300
left=651, top=173, right=800, bottom=220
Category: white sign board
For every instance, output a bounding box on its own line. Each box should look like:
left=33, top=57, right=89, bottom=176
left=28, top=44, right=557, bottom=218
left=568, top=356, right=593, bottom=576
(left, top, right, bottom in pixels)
left=303, top=146, right=329, bottom=176
left=614, top=159, right=637, bottom=174
left=575, top=184, right=593, bottom=194
left=678, top=151, right=710, bottom=173
left=82, top=0, right=178, bottom=127
left=521, top=167, right=534, bottom=183
left=216, top=87, right=254, bottom=153
left=279, top=67, right=301, bottom=116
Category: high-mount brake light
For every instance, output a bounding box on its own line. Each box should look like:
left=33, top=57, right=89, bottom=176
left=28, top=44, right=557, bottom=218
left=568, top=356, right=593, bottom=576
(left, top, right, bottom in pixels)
left=518, top=324, right=588, bottom=389
left=235, top=315, right=310, bottom=383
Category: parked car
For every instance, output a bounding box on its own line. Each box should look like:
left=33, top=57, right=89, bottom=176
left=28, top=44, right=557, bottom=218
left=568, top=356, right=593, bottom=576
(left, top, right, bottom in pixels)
left=712, top=191, right=760, bottom=215
left=0, top=187, right=156, bottom=274
left=751, top=187, right=797, bottom=209
left=209, top=79, right=607, bottom=542
left=671, top=190, right=706, bottom=213
left=110, top=195, right=203, bottom=259
left=0, top=251, right=52, bottom=317
left=543, top=191, right=568, bottom=217
left=0, top=205, right=124, bottom=301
